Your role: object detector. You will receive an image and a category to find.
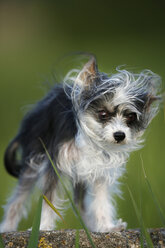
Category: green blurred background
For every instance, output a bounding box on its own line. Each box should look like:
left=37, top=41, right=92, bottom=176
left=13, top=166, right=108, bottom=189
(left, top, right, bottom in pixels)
left=0, top=0, right=165, bottom=230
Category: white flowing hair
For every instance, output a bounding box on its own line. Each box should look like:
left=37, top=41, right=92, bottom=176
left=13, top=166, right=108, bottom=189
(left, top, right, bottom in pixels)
left=64, top=65, right=161, bottom=117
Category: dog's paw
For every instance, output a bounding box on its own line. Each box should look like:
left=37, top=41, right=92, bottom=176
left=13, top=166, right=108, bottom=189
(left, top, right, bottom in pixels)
left=0, top=223, right=15, bottom=233
left=40, top=224, right=55, bottom=231
left=109, top=219, right=127, bottom=232
left=91, top=219, right=127, bottom=233
left=100, top=219, right=127, bottom=233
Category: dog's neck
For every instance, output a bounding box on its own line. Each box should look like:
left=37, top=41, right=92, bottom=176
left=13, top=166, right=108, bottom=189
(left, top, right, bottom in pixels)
left=57, top=130, right=130, bottom=185
left=76, top=131, right=129, bottom=184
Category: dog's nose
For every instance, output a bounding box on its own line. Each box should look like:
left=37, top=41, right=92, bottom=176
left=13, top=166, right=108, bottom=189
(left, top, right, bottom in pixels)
left=113, top=131, right=125, bottom=143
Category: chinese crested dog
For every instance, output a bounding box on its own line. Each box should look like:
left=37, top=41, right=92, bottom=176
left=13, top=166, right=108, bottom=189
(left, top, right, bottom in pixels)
left=0, top=56, right=161, bottom=232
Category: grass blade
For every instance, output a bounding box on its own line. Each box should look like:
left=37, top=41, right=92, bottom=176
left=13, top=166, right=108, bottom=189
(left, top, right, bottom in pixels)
left=0, top=234, right=4, bottom=248
left=43, top=194, right=66, bottom=224
left=127, top=185, right=154, bottom=248
left=39, top=138, right=96, bottom=248
left=141, top=156, right=165, bottom=226
left=139, top=231, right=145, bottom=248
left=145, top=178, right=165, bottom=226
left=75, top=229, right=80, bottom=248
left=138, top=166, right=145, bottom=248
left=27, top=195, right=43, bottom=248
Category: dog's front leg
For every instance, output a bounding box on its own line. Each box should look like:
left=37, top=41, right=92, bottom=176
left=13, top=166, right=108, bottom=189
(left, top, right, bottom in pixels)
left=82, top=180, right=126, bottom=232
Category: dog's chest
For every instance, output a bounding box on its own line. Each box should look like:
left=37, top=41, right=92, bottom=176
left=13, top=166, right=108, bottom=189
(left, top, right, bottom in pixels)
left=76, top=146, right=126, bottom=183
left=58, top=139, right=127, bottom=184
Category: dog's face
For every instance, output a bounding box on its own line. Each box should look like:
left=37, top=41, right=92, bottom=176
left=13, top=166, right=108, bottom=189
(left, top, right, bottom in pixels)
left=79, top=91, right=146, bottom=151
left=68, top=57, right=161, bottom=151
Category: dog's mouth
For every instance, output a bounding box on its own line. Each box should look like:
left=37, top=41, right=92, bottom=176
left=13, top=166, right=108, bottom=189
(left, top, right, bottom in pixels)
left=114, top=140, right=126, bottom=145
left=103, top=138, right=128, bottom=150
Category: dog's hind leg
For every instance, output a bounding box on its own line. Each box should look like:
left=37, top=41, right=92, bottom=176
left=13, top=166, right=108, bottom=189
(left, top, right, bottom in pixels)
left=39, top=166, right=62, bottom=230
left=0, top=159, right=45, bottom=233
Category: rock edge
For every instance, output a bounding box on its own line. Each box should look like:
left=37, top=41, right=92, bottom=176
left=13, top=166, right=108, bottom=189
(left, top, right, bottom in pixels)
left=1, top=228, right=165, bottom=248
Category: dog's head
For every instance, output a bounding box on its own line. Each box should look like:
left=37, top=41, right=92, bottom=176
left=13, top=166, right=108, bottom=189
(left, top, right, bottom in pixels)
left=66, top=57, right=161, bottom=151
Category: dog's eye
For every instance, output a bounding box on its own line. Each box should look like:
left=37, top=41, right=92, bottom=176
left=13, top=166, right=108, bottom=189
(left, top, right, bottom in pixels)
left=98, top=110, right=110, bottom=121
left=125, top=112, right=137, bottom=124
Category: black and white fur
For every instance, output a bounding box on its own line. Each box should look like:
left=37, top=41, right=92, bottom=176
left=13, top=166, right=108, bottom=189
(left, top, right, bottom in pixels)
left=0, top=56, right=161, bottom=232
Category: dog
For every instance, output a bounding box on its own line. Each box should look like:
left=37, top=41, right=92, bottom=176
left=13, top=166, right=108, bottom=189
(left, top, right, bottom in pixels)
left=0, top=55, right=161, bottom=232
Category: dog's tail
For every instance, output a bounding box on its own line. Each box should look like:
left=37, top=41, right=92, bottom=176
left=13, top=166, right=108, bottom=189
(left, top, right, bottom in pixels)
left=4, top=135, right=22, bottom=178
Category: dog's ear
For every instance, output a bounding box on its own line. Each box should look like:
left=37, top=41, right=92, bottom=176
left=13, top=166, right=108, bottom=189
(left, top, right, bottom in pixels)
left=76, top=56, right=98, bottom=87
left=145, top=95, right=161, bottom=110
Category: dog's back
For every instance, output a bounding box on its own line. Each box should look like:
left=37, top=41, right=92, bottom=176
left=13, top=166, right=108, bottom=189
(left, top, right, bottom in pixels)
left=4, top=85, right=77, bottom=178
